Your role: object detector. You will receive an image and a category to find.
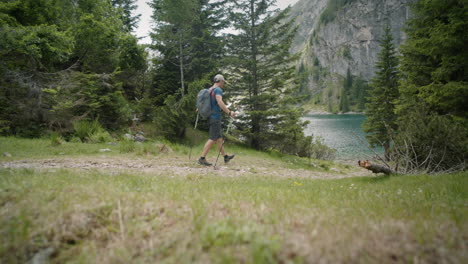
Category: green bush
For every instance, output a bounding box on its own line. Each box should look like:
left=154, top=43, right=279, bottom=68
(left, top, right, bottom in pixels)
left=88, top=130, right=113, bottom=143
left=119, top=138, right=136, bottom=153
left=49, top=133, right=64, bottom=146
left=153, top=79, right=201, bottom=141
left=393, top=109, right=468, bottom=173
left=73, top=120, right=103, bottom=141
left=310, top=137, right=337, bottom=161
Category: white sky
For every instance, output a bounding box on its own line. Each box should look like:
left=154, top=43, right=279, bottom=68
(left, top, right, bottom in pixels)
left=133, top=0, right=300, bottom=44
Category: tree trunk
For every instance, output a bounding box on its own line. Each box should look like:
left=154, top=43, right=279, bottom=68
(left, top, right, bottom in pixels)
left=358, top=160, right=396, bottom=175
left=179, top=34, right=185, bottom=96
left=250, top=0, right=260, bottom=149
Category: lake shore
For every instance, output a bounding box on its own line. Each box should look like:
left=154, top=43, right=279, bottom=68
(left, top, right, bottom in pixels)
left=303, top=114, right=383, bottom=160
left=307, top=110, right=365, bottom=115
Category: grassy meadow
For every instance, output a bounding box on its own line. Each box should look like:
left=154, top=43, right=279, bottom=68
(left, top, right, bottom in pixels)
left=0, top=137, right=467, bottom=263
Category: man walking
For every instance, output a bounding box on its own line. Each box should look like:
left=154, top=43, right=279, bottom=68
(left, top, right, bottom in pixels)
left=198, top=74, right=236, bottom=166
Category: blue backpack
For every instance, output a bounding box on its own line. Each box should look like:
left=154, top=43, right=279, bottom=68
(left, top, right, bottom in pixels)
left=197, top=87, right=214, bottom=119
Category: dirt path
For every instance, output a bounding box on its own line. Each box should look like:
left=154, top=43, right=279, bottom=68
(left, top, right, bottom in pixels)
left=0, top=156, right=374, bottom=179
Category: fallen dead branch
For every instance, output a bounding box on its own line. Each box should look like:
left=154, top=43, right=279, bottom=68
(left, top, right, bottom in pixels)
left=358, top=160, right=396, bottom=175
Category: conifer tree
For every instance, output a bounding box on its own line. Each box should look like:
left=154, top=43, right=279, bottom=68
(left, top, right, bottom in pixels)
left=394, top=0, right=467, bottom=172
left=148, top=0, right=227, bottom=139
left=398, top=0, right=467, bottom=119
left=227, top=1, right=311, bottom=153
left=111, top=0, right=140, bottom=32
left=0, top=0, right=144, bottom=136
left=363, top=26, right=399, bottom=158
left=149, top=0, right=226, bottom=101
left=339, top=87, right=350, bottom=113
left=150, top=0, right=198, bottom=97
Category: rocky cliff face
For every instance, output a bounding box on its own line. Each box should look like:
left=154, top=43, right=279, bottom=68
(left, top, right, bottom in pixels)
left=290, top=0, right=414, bottom=89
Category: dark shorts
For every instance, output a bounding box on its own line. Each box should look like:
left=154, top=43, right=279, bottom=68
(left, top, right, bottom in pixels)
left=209, top=119, right=222, bottom=140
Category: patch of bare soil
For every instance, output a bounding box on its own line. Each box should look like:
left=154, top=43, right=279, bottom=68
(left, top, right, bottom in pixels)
left=0, top=156, right=374, bottom=179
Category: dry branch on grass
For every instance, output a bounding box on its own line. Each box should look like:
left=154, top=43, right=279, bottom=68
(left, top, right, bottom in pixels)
left=358, top=160, right=396, bottom=175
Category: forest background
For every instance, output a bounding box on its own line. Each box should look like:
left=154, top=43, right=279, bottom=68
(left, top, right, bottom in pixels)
left=0, top=0, right=466, bottom=172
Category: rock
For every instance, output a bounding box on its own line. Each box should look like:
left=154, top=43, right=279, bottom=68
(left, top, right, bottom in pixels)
left=330, top=168, right=341, bottom=173
left=290, top=0, right=412, bottom=81
left=124, top=133, right=134, bottom=140
left=134, top=134, right=146, bottom=142
left=31, top=247, right=55, bottom=264
left=99, top=148, right=111, bottom=152
left=3, top=152, right=12, bottom=157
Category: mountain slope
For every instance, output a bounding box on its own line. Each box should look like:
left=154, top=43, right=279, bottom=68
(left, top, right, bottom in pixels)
left=289, top=0, right=414, bottom=112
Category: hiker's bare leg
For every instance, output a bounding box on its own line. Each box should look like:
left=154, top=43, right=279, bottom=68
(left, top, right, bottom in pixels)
left=216, top=137, right=226, bottom=156
left=201, top=139, right=216, bottom=157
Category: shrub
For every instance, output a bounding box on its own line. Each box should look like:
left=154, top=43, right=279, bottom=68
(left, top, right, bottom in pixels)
left=73, top=120, right=103, bottom=142
left=153, top=79, right=201, bottom=141
left=392, top=110, right=468, bottom=173
left=88, top=130, right=113, bottom=143
left=49, top=133, right=64, bottom=146
left=119, top=138, right=135, bottom=153
left=309, top=137, right=337, bottom=161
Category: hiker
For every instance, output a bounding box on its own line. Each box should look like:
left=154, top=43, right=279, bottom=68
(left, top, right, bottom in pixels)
left=198, top=74, right=236, bottom=166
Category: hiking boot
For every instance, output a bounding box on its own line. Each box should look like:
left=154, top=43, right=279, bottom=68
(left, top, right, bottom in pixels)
left=224, top=154, right=235, bottom=164
left=198, top=157, right=212, bottom=166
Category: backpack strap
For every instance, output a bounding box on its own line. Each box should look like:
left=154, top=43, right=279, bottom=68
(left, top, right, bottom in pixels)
left=209, top=87, right=216, bottom=100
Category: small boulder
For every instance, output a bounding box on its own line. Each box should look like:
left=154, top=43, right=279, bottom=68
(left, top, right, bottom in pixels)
left=134, top=134, right=146, bottom=142
left=99, top=148, right=111, bottom=152
left=3, top=152, right=12, bottom=157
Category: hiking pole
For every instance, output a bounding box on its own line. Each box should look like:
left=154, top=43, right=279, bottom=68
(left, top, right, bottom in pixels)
left=189, top=113, right=199, bottom=160
left=214, top=117, right=234, bottom=169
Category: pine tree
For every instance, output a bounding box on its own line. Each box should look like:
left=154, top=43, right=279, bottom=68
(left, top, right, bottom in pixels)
left=0, top=0, right=143, bottom=136
left=398, top=0, right=468, bottom=119
left=149, top=0, right=226, bottom=100
left=227, top=1, right=311, bottom=153
left=344, top=68, right=353, bottom=93
left=363, top=25, right=399, bottom=158
left=111, top=0, right=141, bottom=32
left=188, top=0, right=228, bottom=81
left=339, top=87, right=349, bottom=113
left=394, top=0, right=468, bottom=172
left=353, top=77, right=368, bottom=111
left=150, top=0, right=199, bottom=97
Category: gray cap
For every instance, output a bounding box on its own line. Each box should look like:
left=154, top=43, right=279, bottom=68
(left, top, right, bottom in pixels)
left=214, top=74, right=226, bottom=83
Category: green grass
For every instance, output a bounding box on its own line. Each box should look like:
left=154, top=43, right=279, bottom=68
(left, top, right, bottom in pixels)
left=0, top=168, right=466, bottom=263
left=0, top=137, right=467, bottom=263
left=0, top=136, right=343, bottom=172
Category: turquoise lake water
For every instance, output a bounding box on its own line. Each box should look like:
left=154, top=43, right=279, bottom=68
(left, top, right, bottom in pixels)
left=303, top=114, right=384, bottom=160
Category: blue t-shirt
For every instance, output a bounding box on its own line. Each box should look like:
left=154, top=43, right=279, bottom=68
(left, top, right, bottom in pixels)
left=210, top=87, right=223, bottom=120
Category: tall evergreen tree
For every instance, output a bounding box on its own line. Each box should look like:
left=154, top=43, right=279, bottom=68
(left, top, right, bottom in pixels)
left=398, top=0, right=468, bottom=119
left=353, top=77, right=368, bottom=111
left=0, top=0, right=145, bottom=136
left=189, top=0, right=228, bottom=80
left=363, top=25, right=399, bottom=158
left=111, top=0, right=140, bottom=32
left=344, top=68, right=353, bottom=93
left=339, top=86, right=350, bottom=113
left=149, top=0, right=226, bottom=100
left=147, top=0, right=227, bottom=139
left=150, top=0, right=198, bottom=97
left=227, top=1, right=311, bottom=153
left=394, top=0, right=467, bottom=172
